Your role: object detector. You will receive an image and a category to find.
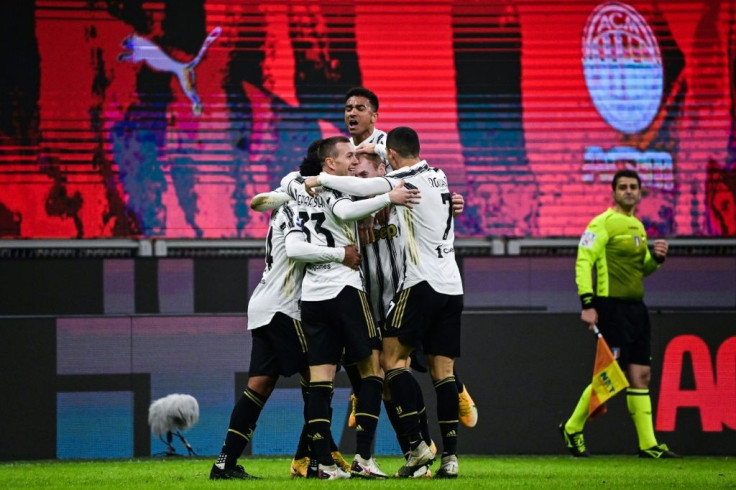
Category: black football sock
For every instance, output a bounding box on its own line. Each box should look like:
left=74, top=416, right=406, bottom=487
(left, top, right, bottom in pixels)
left=217, top=387, right=266, bottom=467
left=434, top=376, right=459, bottom=455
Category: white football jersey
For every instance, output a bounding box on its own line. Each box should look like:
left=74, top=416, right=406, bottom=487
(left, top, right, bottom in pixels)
left=318, top=161, right=463, bottom=295
left=283, top=174, right=364, bottom=301
left=386, top=161, right=463, bottom=295
left=361, top=206, right=403, bottom=323
left=351, top=128, right=388, bottom=167
left=247, top=202, right=303, bottom=330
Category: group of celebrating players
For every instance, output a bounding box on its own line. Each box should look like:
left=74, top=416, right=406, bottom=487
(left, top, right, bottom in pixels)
left=209, top=87, right=476, bottom=480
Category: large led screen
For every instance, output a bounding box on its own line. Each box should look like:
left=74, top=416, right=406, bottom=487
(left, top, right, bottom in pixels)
left=1, top=0, right=734, bottom=238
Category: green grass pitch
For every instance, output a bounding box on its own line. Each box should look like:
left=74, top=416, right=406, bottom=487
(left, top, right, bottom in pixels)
left=0, top=455, right=732, bottom=489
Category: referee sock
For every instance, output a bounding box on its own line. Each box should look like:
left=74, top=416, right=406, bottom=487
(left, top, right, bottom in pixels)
left=565, top=384, right=592, bottom=434
left=384, top=399, right=411, bottom=455
left=434, top=376, right=459, bottom=455
left=627, top=388, right=658, bottom=450
left=308, top=381, right=334, bottom=466
left=217, top=387, right=266, bottom=467
left=386, top=368, right=423, bottom=447
left=355, top=376, right=383, bottom=459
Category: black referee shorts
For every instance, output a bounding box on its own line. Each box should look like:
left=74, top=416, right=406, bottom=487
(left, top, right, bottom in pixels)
left=301, top=286, right=380, bottom=367
left=248, top=312, right=309, bottom=377
left=595, top=297, right=652, bottom=368
left=385, top=281, right=463, bottom=358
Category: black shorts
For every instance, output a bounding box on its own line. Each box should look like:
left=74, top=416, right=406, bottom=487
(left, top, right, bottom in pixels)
left=409, top=347, right=428, bottom=373
left=595, top=297, right=651, bottom=368
left=385, top=281, right=463, bottom=358
left=248, top=312, right=309, bottom=377
left=301, top=286, right=380, bottom=367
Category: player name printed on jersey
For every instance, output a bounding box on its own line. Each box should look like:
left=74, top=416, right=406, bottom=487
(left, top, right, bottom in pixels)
left=296, top=193, right=326, bottom=209
left=316, top=161, right=464, bottom=297
left=386, top=161, right=463, bottom=296
left=282, top=173, right=364, bottom=302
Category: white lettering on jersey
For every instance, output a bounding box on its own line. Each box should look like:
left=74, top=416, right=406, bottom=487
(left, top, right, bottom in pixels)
left=385, top=161, right=463, bottom=295
left=283, top=173, right=364, bottom=301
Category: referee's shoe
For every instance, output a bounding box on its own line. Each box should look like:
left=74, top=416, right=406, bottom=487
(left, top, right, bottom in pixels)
left=558, top=423, right=590, bottom=457
left=639, top=443, right=681, bottom=459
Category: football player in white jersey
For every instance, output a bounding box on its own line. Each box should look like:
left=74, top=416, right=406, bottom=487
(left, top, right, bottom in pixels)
left=349, top=153, right=476, bottom=476
left=306, top=127, right=464, bottom=479
left=210, top=158, right=361, bottom=480
left=345, top=88, right=478, bottom=435
left=344, top=87, right=388, bottom=167
left=281, top=135, right=420, bottom=479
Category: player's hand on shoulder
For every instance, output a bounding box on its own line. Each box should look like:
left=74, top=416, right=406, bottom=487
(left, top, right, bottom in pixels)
left=342, top=245, right=362, bottom=270
left=304, top=176, right=320, bottom=196
left=389, top=180, right=421, bottom=208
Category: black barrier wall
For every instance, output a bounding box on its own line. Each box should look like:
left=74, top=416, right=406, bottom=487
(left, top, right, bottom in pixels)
left=1, top=312, right=734, bottom=460
left=1, top=255, right=734, bottom=459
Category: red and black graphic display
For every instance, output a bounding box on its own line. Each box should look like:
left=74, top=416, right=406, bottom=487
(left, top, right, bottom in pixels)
left=1, top=0, right=734, bottom=239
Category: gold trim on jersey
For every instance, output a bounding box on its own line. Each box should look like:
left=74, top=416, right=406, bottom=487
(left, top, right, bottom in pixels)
left=391, top=288, right=411, bottom=329
left=281, top=260, right=298, bottom=297
left=343, top=223, right=356, bottom=245
left=293, top=318, right=307, bottom=353
left=403, top=209, right=419, bottom=264
left=358, top=290, right=377, bottom=338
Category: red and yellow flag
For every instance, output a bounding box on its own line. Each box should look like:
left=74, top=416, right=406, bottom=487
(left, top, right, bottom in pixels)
left=589, top=335, right=629, bottom=419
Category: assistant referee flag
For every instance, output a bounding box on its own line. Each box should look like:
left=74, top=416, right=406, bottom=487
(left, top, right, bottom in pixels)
left=589, top=329, right=629, bottom=419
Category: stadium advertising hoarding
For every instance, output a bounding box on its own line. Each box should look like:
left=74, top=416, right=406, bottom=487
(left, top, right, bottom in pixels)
left=1, top=312, right=733, bottom=460
left=0, top=0, right=734, bottom=239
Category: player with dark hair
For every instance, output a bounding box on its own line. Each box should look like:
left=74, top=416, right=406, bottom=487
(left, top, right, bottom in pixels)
left=209, top=142, right=361, bottom=480
left=559, top=169, right=680, bottom=459
left=344, top=87, right=478, bottom=435
left=306, top=127, right=465, bottom=478
left=280, top=135, right=420, bottom=479
left=344, top=87, right=389, bottom=167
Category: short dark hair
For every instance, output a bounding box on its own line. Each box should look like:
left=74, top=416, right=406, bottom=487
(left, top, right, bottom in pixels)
left=345, top=87, right=379, bottom=112
left=299, top=139, right=323, bottom=177
left=611, top=169, right=641, bottom=190
left=386, top=126, right=420, bottom=158
left=318, top=136, right=351, bottom=165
